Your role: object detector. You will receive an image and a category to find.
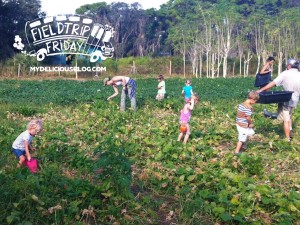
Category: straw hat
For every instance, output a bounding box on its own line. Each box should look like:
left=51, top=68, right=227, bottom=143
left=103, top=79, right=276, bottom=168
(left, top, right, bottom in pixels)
left=103, top=77, right=110, bottom=86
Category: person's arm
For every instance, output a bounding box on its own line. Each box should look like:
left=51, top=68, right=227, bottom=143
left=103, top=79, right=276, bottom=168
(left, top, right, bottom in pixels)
left=246, top=115, right=254, bottom=128
left=257, top=81, right=276, bottom=93
left=260, top=63, right=271, bottom=75
left=107, top=85, right=119, bottom=100
left=158, top=82, right=162, bottom=89
left=24, top=140, right=31, bottom=161
left=187, top=98, right=195, bottom=110
left=28, top=143, right=36, bottom=151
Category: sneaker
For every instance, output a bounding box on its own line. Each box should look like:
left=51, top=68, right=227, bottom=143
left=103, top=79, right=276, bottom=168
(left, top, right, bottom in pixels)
left=263, top=109, right=272, bottom=118
left=263, top=109, right=278, bottom=119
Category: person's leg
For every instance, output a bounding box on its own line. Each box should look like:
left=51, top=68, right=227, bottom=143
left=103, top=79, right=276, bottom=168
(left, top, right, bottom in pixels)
left=120, top=88, right=126, bottom=111
left=281, top=106, right=293, bottom=141
left=283, top=121, right=291, bottom=140
left=127, top=85, right=136, bottom=111
left=290, top=118, right=293, bottom=139
left=183, top=134, right=190, bottom=144
left=18, top=155, right=26, bottom=167
left=235, top=141, right=243, bottom=154
left=178, top=132, right=183, bottom=141
left=236, top=125, right=247, bottom=154
left=183, top=123, right=191, bottom=144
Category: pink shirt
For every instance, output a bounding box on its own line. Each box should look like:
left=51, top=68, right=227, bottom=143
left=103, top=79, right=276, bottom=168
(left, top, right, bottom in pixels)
left=180, top=109, right=191, bottom=123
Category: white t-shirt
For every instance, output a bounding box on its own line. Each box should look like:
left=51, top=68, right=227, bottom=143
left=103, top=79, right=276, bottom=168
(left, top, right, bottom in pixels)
left=12, top=130, right=33, bottom=151
left=274, top=68, right=300, bottom=107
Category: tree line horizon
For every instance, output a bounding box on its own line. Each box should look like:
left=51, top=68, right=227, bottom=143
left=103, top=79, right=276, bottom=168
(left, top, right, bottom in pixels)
left=0, top=0, right=299, bottom=77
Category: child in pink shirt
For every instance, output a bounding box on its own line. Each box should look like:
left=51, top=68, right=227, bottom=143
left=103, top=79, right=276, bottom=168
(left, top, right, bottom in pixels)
left=177, top=94, right=199, bottom=144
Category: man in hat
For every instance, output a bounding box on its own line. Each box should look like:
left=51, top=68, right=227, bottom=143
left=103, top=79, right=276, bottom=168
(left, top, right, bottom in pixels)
left=103, top=76, right=136, bottom=111
left=257, top=59, right=300, bottom=141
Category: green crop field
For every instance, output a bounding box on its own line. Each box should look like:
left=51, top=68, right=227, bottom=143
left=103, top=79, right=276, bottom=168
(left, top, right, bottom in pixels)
left=0, top=77, right=299, bottom=225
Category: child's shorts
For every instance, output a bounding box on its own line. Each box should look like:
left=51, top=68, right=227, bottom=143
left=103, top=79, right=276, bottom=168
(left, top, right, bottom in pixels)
left=12, top=148, right=26, bottom=158
left=236, top=125, right=255, bottom=142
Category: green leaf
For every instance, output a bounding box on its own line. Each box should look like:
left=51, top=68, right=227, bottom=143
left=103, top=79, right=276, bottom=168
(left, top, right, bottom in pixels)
left=220, top=213, right=232, bottom=222
left=213, top=206, right=225, bottom=215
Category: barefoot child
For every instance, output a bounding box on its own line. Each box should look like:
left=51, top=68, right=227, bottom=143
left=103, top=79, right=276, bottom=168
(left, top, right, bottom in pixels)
left=178, top=94, right=199, bottom=144
left=235, top=91, right=259, bottom=154
left=12, top=119, right=42, bottom=167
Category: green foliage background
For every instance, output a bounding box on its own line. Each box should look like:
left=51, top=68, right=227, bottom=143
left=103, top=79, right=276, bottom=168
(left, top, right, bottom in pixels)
left=0, top=77, right=300, bottom=224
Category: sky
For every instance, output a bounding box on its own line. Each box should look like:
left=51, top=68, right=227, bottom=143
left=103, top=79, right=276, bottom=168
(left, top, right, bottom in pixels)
left=41, top=0, right=169, bottom=16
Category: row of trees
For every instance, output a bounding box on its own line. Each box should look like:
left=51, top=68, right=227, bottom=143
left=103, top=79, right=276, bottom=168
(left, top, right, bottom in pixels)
left=0, top=0, right=299, bottom=77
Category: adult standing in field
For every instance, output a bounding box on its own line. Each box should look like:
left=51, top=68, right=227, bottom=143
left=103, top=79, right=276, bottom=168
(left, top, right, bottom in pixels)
left=156, top=75, right=166, bottom=101
left=103, top=76, right=136, bottom=111
left=258, top=56, right=275, bottom=89
left=257, top=59, right=300, bottom=141
left=258, top=56, right=277, bottom=117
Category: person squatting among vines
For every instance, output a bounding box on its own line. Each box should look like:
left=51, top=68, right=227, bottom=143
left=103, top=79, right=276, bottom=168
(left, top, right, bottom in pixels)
left=156, top=74, right=166, bottom=101
left=103, top=76, right=137, bottom=111
left=177, top=94, right=199, bottom=144
left=12, top=119, right=42, bottom=168
left=235, top=91, right=259, bottom=155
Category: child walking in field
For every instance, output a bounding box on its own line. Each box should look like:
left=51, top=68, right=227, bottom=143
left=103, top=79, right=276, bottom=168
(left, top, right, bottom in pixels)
left=235, top=91, right=259, bottom=155
left=178, top=94, right=199, bottom=144
left=12, top=119, right=42, bottom=167
left=182, top=80, right=193, bottom=103
left=156, top=75, right=166, bottom=101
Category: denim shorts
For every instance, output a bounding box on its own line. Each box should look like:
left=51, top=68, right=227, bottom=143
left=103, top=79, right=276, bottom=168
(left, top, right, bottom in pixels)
left=12, top=148, right=26, bottom=158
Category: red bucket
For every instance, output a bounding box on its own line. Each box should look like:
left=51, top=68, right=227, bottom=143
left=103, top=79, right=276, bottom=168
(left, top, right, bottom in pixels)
left=23, top=158, right=39, bottom=174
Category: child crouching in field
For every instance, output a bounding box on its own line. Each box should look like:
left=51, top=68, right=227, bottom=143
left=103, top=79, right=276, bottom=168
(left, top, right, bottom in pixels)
left=178, top=94, right=199, bottom=144
left=235, top=91, right=259, bottom=155
left=12, top=119, right=42, bottom=167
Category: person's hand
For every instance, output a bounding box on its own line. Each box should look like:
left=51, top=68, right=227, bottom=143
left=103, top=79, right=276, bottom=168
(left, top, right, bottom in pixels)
left=27, top=156, right=31, bottom=161
left=107, top=97, right=111, bottom=101
left=123, top=86, right=126, bottom=91
left=248, top=123, right=254, bottom=128
left=256, top=90, right=262, bottom=94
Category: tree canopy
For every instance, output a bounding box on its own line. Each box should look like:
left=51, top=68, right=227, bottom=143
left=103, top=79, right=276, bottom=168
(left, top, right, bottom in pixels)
left=0, top=0, right=299, bottom=75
